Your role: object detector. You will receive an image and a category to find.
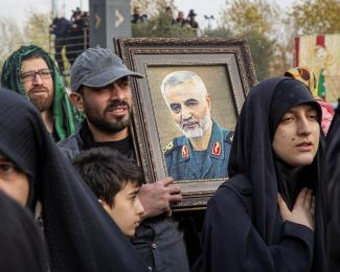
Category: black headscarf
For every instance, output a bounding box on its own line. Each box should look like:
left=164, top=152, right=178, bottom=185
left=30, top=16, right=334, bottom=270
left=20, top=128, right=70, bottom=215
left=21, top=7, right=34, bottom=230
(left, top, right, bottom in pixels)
left=0, top=192, right=47, bottom=272
left=324, top=101, right=340, bottom=271
left=228, top=77, right=326, bottom=271
left=0, top=88, right=149, bottom=272
left=270, top=79, right=322, bottom=210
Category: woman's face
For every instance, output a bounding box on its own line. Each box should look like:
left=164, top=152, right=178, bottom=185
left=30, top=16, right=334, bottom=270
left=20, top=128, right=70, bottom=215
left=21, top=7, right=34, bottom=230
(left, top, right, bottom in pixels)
left=272, top=104, right=320, bottom=167
left=0, top=153, right=30, bottom=206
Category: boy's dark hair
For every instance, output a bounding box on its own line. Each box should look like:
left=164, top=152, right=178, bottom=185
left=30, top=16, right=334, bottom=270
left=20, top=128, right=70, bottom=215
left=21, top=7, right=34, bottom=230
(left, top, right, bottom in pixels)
left=72, top=147, right=143, bottom=207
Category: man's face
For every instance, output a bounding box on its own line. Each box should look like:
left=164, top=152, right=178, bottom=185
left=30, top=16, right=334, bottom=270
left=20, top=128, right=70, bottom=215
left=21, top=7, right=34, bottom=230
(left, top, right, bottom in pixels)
left=164, top=80, right=211, bottom=140
left=134, top=7, right=140, bottom=14
left=0, top=153, right=30, bottom=206
left=20, top=57, right=54, bottom=112
left=81, top=77, right=133, bottom=134
left=102, top=181, right=144, bottom=237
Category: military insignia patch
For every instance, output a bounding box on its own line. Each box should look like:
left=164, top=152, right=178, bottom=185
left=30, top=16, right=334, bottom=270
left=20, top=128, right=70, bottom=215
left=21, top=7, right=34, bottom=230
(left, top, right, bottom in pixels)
left=225, top=131, right=234, bottom=144
left=163, top=141, right=174, bottom=153
left=182, top=145, right=189, bottom=158
left=212, top=142, right=221, bottom=156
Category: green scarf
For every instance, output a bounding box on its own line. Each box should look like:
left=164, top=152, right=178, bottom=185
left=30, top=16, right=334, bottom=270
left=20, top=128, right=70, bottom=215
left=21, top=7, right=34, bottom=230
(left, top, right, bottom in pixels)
left=1, top=44, right=77, bottom=141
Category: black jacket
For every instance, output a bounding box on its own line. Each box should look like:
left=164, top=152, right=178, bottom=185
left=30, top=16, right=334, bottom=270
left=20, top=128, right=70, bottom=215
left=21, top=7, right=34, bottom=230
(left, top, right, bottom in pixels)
left=0, top=88, right=149, bottom=272
left=194, top=78, right=327, bottom=272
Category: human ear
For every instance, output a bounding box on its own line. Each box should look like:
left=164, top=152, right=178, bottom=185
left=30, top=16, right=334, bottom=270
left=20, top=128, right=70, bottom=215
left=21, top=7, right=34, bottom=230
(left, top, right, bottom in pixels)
left=69, top=93, right=84, bottom=112
left=206, top=94, right=211, bottom=110
left=98, top=199, right=112, bottom=214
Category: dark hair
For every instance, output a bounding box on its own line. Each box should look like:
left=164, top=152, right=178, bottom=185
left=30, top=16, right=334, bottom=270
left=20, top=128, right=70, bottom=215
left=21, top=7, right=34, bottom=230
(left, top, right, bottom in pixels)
left=22, top=50, right=53, bottom=72
left=77, top=85, right=84, bottom=94
left=72, top=147, right=143, bottom=207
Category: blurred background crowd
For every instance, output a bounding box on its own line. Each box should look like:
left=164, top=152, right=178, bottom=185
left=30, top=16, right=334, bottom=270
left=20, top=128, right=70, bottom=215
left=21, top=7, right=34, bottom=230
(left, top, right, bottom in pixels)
left=0, top=0, right=339, bottom=100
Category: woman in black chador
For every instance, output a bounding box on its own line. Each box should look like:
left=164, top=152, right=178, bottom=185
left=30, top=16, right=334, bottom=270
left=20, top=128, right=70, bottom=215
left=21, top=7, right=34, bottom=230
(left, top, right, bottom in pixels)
left=0, top=192, right=47, bottom=272
left=194, top=78, right=327, bottom=272
left=324, top=91, right=340, bottom=271
left=0, top=88, right=149, bottom=272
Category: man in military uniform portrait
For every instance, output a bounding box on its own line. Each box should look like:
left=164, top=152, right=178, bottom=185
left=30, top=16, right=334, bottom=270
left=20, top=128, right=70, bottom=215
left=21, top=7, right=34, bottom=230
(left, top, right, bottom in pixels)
left=161, top=70, right=233, bottom=180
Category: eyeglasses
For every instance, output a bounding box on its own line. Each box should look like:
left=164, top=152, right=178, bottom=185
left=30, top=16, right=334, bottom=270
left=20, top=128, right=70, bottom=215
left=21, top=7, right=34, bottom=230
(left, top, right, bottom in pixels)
left=20, top=69, right=52, bottom=82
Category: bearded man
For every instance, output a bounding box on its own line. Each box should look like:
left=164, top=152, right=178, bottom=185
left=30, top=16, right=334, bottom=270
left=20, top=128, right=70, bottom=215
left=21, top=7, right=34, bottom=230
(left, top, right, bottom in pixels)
left=1, top=45, right=77, bottom=141
left=57, top=47, right=190, bottom=272
left=161, top=70, right=233, bottom=180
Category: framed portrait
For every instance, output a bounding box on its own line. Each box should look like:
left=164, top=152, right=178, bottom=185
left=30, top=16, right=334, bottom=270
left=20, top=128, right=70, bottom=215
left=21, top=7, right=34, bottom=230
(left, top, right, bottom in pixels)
left=114, top=38, right=257, bottom=210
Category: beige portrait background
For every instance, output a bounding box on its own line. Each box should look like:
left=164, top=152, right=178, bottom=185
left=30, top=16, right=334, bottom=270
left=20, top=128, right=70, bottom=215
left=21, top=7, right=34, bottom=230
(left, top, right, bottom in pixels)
left=146, top=65, right=237, bottom=148
left=297, top=34, right=340, bottom=103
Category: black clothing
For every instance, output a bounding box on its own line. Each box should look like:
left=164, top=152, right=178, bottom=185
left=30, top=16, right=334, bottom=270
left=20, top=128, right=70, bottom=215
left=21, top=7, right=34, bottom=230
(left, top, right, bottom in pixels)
left=274, top=160, right=310, bottom=211
left=50, top=17, right=70, bottom=72
left=269, top=79, right=322, bottom=138
left=175, top=18, right=187, bottom=27
left=66, top=16, right=89, bottom=65
left=79, top=121, right=135, bottom=158
left=174, top=210, right=205, bottom=267
left=195, top=78, right=327, bottom=272
left=58, top=121, right=190, bottom=272
left=325, top=103, right=340, bottom=271
left=0, top=192, right=47, bottom=272
left=188, top=19, right=199, bottom=29
left=133, top=215, right=189, bottom=272
left=0, top=88, right=148, bottom=272
left=131, top=13, right=148, bottom=24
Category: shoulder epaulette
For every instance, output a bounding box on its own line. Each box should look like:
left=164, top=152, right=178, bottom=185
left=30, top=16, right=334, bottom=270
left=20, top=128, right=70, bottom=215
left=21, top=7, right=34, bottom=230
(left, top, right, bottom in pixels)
left=163, top=140, right=175, bottom=154
left=225, top=131, right=234, bottom=144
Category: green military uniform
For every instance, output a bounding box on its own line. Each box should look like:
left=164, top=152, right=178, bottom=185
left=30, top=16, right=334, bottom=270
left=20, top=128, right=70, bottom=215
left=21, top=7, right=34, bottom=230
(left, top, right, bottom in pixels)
left=164, top=121, right=233, bottom=180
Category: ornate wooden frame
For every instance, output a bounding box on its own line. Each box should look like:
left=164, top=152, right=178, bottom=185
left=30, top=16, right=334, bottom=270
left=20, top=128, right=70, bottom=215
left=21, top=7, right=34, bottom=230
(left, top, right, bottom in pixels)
left=114, top=37, right=257, bottom=210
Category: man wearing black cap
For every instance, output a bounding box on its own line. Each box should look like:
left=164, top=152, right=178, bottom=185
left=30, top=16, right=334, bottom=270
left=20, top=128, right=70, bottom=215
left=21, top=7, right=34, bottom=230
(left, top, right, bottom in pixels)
left=58, top=47, right=190, bottom=272
left=187, top=9, right=199, bottom=29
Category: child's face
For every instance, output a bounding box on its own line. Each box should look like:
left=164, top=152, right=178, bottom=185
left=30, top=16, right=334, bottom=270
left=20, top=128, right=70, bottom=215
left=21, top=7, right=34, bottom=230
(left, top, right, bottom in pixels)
left=102, top=181, right=145, bottom=237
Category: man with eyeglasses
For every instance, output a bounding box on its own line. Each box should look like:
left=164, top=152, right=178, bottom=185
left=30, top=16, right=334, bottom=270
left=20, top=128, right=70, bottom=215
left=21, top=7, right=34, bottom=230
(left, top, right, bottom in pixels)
left=1, top=44, right=77, bottom=141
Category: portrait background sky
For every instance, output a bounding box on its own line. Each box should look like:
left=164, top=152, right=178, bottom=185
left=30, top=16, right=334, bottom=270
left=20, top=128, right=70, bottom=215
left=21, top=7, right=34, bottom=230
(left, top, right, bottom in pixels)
left=0, top=0, right=296, bottom=29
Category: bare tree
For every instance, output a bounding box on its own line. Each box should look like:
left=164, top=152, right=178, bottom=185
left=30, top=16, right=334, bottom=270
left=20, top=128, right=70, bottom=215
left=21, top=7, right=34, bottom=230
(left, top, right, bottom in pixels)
left=0, top=18, right=25, bottom=79
left=24, top=11, right=51, bottom=52
left=290, top=0, right=340, bottom=35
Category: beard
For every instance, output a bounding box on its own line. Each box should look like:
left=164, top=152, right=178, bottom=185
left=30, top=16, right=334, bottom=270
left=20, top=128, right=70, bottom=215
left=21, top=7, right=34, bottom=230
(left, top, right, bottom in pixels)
left=176, top=112, right=212, bottom=140
left=28, top=88, right=54, bottom=112
left=84, top=99, right=131, bottom=134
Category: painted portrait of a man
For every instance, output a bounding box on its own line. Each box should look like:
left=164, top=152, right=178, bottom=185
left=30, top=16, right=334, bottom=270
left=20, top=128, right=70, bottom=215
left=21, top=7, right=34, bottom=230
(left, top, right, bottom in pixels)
left=160, top=70, right=233, bottom=180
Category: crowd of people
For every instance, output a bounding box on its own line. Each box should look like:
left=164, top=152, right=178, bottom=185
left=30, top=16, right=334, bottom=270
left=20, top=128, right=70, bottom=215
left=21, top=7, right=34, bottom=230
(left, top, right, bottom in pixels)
left=0, top=33, right=340, bottom=272
left=49, top=7, right=90, bottom=74
left=131, top=6, right=200, bottom=30
left=49, top=5, right=200, bottom=76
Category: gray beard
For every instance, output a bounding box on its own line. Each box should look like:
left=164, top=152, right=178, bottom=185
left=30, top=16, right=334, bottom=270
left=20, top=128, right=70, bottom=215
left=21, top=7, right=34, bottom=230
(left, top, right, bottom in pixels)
left=177, top=114, right=212, bottom=140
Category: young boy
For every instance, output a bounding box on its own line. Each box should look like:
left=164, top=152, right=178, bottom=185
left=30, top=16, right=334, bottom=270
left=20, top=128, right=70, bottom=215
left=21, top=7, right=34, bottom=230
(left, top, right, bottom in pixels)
left=72, top=147, right=145, bottom=237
